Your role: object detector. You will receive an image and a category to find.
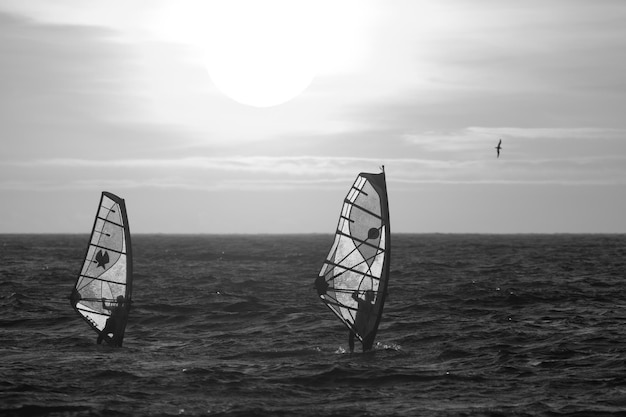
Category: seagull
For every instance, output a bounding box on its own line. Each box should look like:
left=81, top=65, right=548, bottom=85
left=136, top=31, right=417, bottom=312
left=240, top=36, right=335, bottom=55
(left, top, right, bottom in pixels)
left=495, top=139, right=502, bottom=158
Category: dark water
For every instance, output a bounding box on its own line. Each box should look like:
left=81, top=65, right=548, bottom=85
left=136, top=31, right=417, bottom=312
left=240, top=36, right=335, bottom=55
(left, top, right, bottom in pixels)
left=1, top=234, right=626, bottom=417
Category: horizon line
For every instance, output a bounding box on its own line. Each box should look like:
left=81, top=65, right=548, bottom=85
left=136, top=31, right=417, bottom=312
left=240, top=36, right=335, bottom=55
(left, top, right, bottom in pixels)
left=1, top=232, right=624, bottom=236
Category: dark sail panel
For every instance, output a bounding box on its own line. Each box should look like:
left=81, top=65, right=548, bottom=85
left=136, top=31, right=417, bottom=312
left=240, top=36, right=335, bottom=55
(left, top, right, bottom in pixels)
left=70, top=192, right=133, bottom=346
left=316, top=170, right=391, bottom=351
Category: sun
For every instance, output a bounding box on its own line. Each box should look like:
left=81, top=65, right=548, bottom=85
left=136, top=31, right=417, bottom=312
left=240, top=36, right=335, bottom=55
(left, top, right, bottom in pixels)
left=150, top=0, right=365, bottom=108
left=199, top=1, right=320, bottom=108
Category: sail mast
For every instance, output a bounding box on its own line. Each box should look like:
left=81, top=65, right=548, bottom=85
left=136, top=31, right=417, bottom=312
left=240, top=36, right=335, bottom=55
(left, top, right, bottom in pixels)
left=362, top=169, right=390, bottom=350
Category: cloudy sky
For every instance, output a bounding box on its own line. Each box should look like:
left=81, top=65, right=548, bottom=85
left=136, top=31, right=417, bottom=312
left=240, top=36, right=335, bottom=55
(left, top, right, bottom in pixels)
left=1, top=0, right=625, bottom=234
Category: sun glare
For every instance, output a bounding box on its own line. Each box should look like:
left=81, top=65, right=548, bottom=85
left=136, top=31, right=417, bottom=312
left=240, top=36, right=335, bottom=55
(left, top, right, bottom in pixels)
left=150, top=0, right=366, bottom=108
left=200, top=1, right=322, bottom=107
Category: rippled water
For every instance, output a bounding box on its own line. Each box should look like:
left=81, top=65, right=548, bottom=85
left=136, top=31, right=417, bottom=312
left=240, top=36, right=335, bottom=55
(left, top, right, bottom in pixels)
left=1, top=234, right=626, bottom=416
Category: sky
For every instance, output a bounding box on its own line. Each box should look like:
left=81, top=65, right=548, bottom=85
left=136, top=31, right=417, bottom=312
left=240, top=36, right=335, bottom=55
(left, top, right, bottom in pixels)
left=1, top=0, right=625, bottom=234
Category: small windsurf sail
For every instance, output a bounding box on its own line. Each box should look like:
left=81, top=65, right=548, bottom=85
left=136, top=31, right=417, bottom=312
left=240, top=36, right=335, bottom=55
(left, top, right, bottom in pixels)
left=70, top=192, right=133, bottom=347
left=315, top=168, right=391, bottom=351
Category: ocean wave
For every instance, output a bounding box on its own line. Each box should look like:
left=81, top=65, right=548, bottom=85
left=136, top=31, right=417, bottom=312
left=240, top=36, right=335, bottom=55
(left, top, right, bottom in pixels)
left=2, top=234, right=625, bottom=417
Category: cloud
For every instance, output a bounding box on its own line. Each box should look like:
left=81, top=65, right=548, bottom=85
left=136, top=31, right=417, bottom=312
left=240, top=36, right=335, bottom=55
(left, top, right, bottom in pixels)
left=6, top=155, right=368, bottom=169
left=0, top=12, right=135, bottom=116
left=402, top=127, right=626, bottom=151
left=471, top=127, right=626, bottom=141
left=0, top=11, right=165, bottom=159
left=4, top=150, right=626, bottom=194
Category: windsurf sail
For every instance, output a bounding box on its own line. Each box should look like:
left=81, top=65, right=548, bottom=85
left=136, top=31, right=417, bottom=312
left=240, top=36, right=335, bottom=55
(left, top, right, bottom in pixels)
left=70, top=192, right=133, bottom=347
left=315, top=168, right=391, bottom=351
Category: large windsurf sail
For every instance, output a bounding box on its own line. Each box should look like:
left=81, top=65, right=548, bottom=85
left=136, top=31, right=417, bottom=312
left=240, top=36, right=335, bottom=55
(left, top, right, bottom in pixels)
left=315, top=168, right=391, bottom=351
left=70, top=192, right=133, bottom=347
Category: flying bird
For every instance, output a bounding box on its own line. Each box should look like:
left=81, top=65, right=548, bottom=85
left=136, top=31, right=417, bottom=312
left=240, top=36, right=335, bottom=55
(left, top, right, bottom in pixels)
left=495, top=139, right=502, bottom=158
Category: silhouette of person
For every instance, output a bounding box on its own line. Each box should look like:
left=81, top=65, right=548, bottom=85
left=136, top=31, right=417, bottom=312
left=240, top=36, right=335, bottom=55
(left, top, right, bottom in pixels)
left=348, top=289, right=375, bottom=353
left=97, top=295, right=127, bottom=346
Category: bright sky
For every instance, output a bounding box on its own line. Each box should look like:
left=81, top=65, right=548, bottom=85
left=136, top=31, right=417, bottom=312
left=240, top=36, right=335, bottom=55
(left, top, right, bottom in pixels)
left=1, top=0, right=625, bottom=234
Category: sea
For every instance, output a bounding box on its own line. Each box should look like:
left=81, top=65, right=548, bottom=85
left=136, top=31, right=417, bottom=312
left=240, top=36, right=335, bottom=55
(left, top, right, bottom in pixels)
left=1, top=233, right=626, bottom=417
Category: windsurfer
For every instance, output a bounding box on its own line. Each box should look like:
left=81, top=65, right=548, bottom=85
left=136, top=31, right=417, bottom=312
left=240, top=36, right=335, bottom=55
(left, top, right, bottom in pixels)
left=97, top=295, right=127, bottom=346
left=349, top=290, right=375, bottom=352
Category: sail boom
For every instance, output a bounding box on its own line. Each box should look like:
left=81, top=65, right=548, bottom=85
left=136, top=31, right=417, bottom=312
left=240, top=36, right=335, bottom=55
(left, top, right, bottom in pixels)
left=75, top=306, right=108, bottom=317
left=321, top=298, right=359, bottom=312
left=78, top=297, right=127, bottom=302
left=327, top=287, right=380, bottom=295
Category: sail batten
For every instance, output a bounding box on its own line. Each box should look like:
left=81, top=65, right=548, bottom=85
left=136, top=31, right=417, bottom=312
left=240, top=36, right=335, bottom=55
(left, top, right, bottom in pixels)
left=70, top=192, right=133, bottom=347
left=350, top=186, right=368, bottom=196
left=95, top=215, right=124, bottom=228
left=77, top=275, right=130, bottom=286
left=323, top=260, right=383, bottom=281
left=316, top=170, right=391, bottom=351
left=85, top=243, right=127, bottom=256
left=343, top=200, right=383, bottom=220
left=334, top=229, right=383, bottom=250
